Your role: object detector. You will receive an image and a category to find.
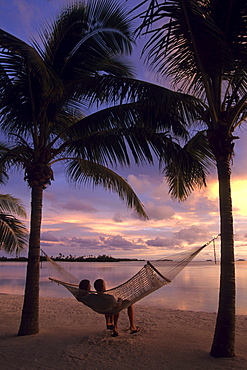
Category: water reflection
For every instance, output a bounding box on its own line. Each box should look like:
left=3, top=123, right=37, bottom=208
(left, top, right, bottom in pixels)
left=0, top=261, right=246, bottom=315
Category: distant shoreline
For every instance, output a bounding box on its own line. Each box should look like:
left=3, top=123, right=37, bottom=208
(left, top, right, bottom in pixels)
left=1, top=256, right=245, bottom=262
left=0, top=255, right=145, bottom=263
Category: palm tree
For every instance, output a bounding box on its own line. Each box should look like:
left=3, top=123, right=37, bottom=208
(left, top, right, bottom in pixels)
left=0, top=0, right=155, bottom=336
left=133, top=0, right=247, bottom=358
left=0, top=193, right=27, bottom=255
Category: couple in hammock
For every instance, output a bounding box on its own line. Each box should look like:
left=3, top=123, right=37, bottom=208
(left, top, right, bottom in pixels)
left=79, top=278, right=140, bottom=337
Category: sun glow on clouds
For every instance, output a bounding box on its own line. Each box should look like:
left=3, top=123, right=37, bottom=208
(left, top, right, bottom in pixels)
left=38, top=174, right=221, bottom=259
left=3, top=167, right=245, bottom=260
left=231, top=180, right=247, bottom=216
left=205, top=178, right=247, bottom=216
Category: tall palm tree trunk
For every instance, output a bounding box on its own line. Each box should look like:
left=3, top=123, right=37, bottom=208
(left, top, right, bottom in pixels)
left=18, top=186, right=43, bottom=336
left=210, top=157, right=235, bottom=357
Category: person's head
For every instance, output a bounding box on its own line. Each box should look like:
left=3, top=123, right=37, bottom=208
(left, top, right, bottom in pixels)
left=94, top=278, right=106, bottom=292
left=79, top=279, right=91, bottom=291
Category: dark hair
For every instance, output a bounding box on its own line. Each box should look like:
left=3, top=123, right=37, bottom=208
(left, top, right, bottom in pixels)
left=79, top=279, right=90, bottom=290
left=94, top=278, right=105, bottom=292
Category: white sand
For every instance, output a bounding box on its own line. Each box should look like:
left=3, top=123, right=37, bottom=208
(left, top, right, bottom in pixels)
left=0, top=294, right=247, bottom=369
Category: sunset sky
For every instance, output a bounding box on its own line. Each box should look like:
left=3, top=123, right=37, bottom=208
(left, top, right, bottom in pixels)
left=1, top=0, right=247, bottom=261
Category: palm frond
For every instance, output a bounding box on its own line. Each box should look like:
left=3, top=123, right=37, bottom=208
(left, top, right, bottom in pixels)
left=66, top=158, right=148, bottom=219
left=135, top=0, right=247, bottom=97
left=160, top=131, right=214, bottom=201
left=0, top=194, right=27, bottom=218
left=0, top=143, right=9, bottom=184
left=70, top=75, right=204, bottom=133
left=0, top=213, right=28, bottom=255
left=0, top=141, right=34, bottom=172
left=0, top=29, right=60, bottom=93
left=38, top=0, right=134, bottom=80
left=0, top=30, right=63, bottom=137
left=66, top=99, right=190, bottom=167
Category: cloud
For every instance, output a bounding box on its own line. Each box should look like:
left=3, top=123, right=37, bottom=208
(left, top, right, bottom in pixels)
left=39, top=234, right=148, bottom=256
left=112, top=213, right=124, bottom=223
left=194, top=196, right=218, bottom=214
left=60, top=197, right=98, bottom=213
left=40, top=241, right=54, bottom=247
left=99, top=235, right=146, bottom=250
left=41, top=231, right=59, bottom=242
left=128, top=174, right=153, bottom=194
left=44, top=191, right=56, bottom=202
left=70, top=237, right=97, bottom=247
left=146, top=237, right=174, bottom=248
left=151, top=178, right=171, bottom=201
left=174, top=225, right=210, bottom=245
left=144, top=201, right=175, bottom=221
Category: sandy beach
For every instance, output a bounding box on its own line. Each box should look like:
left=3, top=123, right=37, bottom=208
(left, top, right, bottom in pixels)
left=1, top=294, right=247, bottom=370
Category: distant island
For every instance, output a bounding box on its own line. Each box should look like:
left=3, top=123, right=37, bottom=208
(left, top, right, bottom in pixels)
left=0, top=254, right=145, bottom=262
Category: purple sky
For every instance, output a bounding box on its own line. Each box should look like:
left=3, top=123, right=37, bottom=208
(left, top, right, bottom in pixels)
left=1, top=0, right=247, bottom=260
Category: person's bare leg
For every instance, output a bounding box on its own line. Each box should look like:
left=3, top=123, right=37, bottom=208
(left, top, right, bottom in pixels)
left=128, top=305, right=139, bottom=332
left=109, top=314, right=114, bottom=325
left=112, top=313, right=119, bottom=336
left=105, top=314, right=114, bottom=329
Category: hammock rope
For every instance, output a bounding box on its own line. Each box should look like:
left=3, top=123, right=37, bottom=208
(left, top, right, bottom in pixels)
left=43, top=235, right=219, bottom=315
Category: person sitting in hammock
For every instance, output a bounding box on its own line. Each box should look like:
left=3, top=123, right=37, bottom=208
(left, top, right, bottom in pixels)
left=79, top=278, right=114, bottom=330
left=94, top=278, right=121, bottom=311
left=79, top=279, right=91, bottom=292
left=94, top=278, right=140, bottom=337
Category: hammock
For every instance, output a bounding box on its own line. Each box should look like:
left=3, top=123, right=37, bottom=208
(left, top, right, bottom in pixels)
left=44, top=236, right=218, bottom=315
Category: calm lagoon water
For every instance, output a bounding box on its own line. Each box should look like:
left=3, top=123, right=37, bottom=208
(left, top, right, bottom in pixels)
left=0, top=260, right=246, bottom=315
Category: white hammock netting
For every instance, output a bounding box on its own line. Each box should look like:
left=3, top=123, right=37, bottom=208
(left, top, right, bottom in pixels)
left=44, top=237, right=218, bottom=315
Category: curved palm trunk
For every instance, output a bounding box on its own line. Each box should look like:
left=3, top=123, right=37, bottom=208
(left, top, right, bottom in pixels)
left=210, top=157, right=235, bottom=357
left=18, top=186, right=43, bottom=336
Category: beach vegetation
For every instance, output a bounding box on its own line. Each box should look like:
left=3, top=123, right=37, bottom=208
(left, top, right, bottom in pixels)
left=0, top=254, right=142, bottom=262
left=0, top=193, right=28, bottom=255
left=134, top=0, right=247, bottom=358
